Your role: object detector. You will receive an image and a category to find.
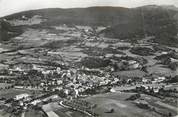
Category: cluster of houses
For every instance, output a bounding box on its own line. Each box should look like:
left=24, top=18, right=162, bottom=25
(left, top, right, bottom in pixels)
left=0, top=62, right=117, bottom=97
left=0, top=56, right=169, bottom=98
left=136, top=85, right=164, bottom=93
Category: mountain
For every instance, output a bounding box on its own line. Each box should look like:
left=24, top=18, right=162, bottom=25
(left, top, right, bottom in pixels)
left=1, top=5, right=178, bottom=46
left=2, top=7, right=132, bottom=26
left=161, top=5, right=178, bottom=11
left=100, top=5, right=178, bottom=47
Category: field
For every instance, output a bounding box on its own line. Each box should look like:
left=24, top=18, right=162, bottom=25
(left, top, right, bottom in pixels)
left=42, top=102, right=90, bottom=117
left=0, top=22, right=177, bottom=77
left=25, top=109, right=47, bottom=117
left=85, top=92, right=177, bottom=117
left=0, top=89, right=36, bottom=98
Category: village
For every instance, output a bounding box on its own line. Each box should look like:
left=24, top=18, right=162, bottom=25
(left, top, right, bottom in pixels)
left=0, top=46, right=177, bottom=117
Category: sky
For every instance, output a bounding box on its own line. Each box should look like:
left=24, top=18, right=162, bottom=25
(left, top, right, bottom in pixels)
left=0, top=0, right=178, bottom=17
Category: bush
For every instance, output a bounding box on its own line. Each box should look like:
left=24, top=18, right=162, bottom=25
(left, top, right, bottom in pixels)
left=168, top=62, right=178, bottom=71
left=166, top=75, right=178, bottom=83
left=130, top=47, right=154, bottom=56
left=80, top=57, right=111, bottom=68
left=126, top=93, right=141, bottom=101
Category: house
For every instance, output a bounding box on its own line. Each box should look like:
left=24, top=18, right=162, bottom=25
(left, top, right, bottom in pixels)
left=110, top=88, right=116, bottom=93
left=157, top=77, right=166, bottom=82
left=57, top=80, right=63, bottom=85
left=14, top=67, right=23, bottom=72
left=42, top=70, right=51, bottom=75
left=64, top=89, right=70, bottom=95
left=153, top=88, right=159, bottom=93
left=161, top=52, right=168, bottom=55
left=142, top=78, right=149, bottom=83
left=78, top=87, right=85, bottom=92
left=15, top=93, right=30, bottom=100
left=56, top=67, right=61, bottom=74
left=105, top=54, right=114, bottom=58
left=74, top=89, right=79, bottom=98
left=153, top=76, right=166, bottom=83
left=128, top=60, right=141, bottom=69
left=128, top=60, right=137, bottom=65
left=14, top=86, right=24, bottom=89
left=141, top=85, right=149, bottom=90
left=55, top=86, right=62, bottom=91
left=31, top=99, right=41, bottom=105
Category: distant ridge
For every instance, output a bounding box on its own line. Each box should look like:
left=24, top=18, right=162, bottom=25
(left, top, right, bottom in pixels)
left=1, top=5, right=178, bottom=19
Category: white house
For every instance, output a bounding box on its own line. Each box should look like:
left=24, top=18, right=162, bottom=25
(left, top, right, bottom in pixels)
left=157, top=77, right=166, bottom=82
left=31, top=99, right=41, bottom=105
left=110, top=88, right=116, bottom=93
left=15, top=93, right=30, bottom=100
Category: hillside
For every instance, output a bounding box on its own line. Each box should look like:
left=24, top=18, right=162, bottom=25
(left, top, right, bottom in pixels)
left=101, top=6, right=178, bottom=47
left=3, top=7, right=132, bottom=26
left=1, top=5, right=178, bottom=46
left=0, top=19, right=23, bottom=42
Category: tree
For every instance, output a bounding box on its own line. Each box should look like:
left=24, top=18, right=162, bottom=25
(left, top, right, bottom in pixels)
left=168, top=112, right=172, bottom=117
